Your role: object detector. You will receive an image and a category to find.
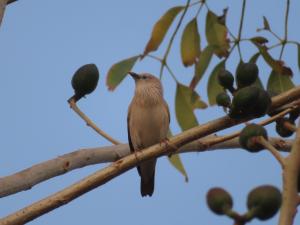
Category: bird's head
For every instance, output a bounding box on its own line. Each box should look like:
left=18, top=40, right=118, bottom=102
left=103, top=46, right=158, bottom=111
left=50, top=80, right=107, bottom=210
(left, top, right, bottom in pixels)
left=128, top=72, right=164, bottom=100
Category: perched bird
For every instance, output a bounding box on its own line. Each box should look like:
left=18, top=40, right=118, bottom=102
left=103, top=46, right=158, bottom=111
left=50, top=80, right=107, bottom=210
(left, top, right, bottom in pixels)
left=127, top=72, right=170, bottom=197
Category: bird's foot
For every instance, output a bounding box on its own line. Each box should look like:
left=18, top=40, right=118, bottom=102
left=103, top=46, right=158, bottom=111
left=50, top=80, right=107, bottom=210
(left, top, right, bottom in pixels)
left=160, top=138, right=178, bottom=156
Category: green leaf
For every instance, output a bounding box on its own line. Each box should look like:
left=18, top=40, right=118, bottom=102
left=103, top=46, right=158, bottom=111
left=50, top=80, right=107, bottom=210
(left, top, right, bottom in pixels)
left=189, top=45, right=214, bottom=89
left=143, top=6, right=184, bottom=55
left=176, top=83, right=206, bottom=130
left=252, top=42, right=293, bottom=76
left=267, top=70, right=295, bottom=95
left=263, top=16, right=270, bottom=30
left=205, top=11, right=230, bottom=58
left=168, top=154, right=189, bottom=182
left=106, top=56, right=139, bottom=91
left=297, top=44, right=300, bottom=71
left=181, top=18, right=201, bottom=67
left=207, top=60, right=225, bottom=105
left=248, top=53, right=264, bottom=89
left=167, top=130, right=188, bottom=182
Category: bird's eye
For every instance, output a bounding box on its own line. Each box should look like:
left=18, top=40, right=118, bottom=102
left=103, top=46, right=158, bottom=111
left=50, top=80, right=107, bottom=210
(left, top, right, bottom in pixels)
left=142, top=75, right=147, bottom=79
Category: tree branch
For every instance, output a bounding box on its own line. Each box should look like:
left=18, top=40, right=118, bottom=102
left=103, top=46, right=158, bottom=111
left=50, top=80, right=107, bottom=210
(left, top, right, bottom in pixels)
left=1, top=85, right=300, bottom=225
left=278, top=121, right=300, bottom=225
left=1, top=98, right=295, bottom=198
left=68, top=99, right=121, bottom=145
left=0, top=137, right=292, bottom=198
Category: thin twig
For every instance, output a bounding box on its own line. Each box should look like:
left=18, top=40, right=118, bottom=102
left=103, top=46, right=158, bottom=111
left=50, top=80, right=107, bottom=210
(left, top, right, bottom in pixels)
left=159, top=0, right=191, bottom=79
left=258, top=136, right=285, bottom=168
left=236, top=0, right=246, bottom=61
left=278, top=121, right=300, bottom=225
left=165, top=64, right=179, bottom=83
left=284, top=0, right=290, bottom=41
left=268, top=29, right=282, bottom=42
left=279, top=0, right=290, bottom=60
left=68, top=98, right=121, bottom=145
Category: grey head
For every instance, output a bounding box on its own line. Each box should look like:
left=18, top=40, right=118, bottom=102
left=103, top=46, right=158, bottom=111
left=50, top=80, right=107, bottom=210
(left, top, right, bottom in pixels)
left=128, top=72, right=164, bottom=101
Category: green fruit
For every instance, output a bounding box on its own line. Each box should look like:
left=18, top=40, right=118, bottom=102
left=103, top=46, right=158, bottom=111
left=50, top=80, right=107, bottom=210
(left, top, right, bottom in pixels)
left=275, top=118, right=295, bottom=137
left=71, top=64, right=99, bottom=98
left=207, top=187, right=233, bottom=215
left=216, top=92, right=231, bottom=107
left=229, top=87, right=271, bottom=119
left=218, top=69, right=234, bottom=90
left=239, top=124, right=268, bottom=152
left=252, top=89, right=272, bottom=117
left=236, top=62, right=258, bottom=88
left=289, top=108, right=300, bottom=122
left=247, top=185, right=282, bottom=220
left=232, top=86, right=260, bottom=111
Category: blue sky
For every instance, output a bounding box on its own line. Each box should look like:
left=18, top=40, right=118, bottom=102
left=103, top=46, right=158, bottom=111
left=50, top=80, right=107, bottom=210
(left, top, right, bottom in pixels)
left=0, top=0, right=299, bottom=225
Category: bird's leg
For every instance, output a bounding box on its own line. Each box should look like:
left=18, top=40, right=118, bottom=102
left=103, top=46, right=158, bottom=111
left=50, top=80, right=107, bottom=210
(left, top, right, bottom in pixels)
left=159, top=138, right=178, bottom=156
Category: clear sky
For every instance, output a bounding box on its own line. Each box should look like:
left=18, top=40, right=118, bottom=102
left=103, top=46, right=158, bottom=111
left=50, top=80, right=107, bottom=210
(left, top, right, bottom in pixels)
left=0, top=0, right=299, bottom=225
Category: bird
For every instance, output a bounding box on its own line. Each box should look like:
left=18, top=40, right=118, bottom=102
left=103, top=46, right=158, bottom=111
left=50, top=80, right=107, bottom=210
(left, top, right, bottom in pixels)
left=127, top=72, right=170, bottom=197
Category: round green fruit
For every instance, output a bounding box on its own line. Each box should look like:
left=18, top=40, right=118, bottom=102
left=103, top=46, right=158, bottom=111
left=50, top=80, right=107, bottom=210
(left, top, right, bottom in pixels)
left=239, top=124, right=268, bottom=152
left=236, top=62, right=258, bottom=88
left=218, top=69, right=234, bottom=90
left=71, top=64, right=99, bottom=98
left=252, top=89, right=272, bottom=117
left=232, top=86, right=260, bottom=110
left=275, top=118, right=295, bottom=137
left=216, top=92, right=231, bottom=107
left=247, top=185, right=282, bottom=220
left=206, top=187, right=233, bottom=215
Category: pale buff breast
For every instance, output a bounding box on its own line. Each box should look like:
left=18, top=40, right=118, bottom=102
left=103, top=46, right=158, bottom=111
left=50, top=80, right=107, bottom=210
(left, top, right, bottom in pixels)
left=129, top=102, right=169, bottom=150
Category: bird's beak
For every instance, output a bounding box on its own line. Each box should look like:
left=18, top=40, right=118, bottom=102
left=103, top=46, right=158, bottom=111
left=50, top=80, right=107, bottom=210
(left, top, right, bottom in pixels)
left=128, top=71, right=140, bottom=80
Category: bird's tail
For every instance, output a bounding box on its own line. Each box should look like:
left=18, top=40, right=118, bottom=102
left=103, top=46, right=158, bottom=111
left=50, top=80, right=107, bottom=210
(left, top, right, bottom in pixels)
left=140, top=174, right=155, bottom=197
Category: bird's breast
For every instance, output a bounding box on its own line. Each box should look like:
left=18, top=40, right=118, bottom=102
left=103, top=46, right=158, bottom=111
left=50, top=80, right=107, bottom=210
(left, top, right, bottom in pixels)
left=129, top=102, right=169, bottom=150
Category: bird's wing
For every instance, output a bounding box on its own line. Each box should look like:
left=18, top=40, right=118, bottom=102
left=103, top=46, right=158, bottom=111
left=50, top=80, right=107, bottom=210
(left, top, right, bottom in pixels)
left=163, top=99, right=170, bottom=124
left=127, top=106, right=135, bottom=154
left=127, top=105, right=142, bottom=177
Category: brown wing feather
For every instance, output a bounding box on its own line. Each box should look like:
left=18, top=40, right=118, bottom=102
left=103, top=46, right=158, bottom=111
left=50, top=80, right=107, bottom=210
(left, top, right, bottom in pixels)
left=127, top=108, right=142, bottom=177
left=163, top=99, right=170, bottom=124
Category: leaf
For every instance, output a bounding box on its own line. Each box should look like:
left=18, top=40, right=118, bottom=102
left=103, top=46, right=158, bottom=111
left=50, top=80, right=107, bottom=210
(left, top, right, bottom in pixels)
left=252, top=42, right=293, bottom=76
left=168, top=154, right=189, bottom=182
left=106, top=56, right=139, bottom=91
left=267, top=70, right=295, bottom=95
left=189, top=45, right=214, bottom=89
left=263, top=16, right=270, bottom=30
left=207, top=60, right=225, bottom=105
left=248, top=53, right=264, bottom=89
left=143, top=6, right=184, bottom=55
left=167, top=130, right=188, bottom=182
left=250, top=36, right=268, bottom=45
left=176, top=83, right=207, bottom=130
left=205, top=11, right=230, bottom=58
left=297, top=44, right=300, bottom=71
left=181, top=18, right=201, bottom=67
